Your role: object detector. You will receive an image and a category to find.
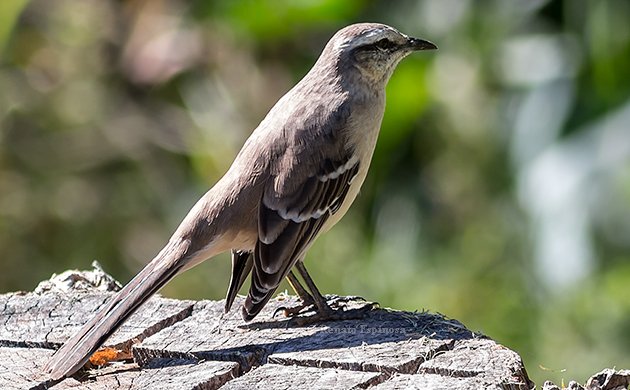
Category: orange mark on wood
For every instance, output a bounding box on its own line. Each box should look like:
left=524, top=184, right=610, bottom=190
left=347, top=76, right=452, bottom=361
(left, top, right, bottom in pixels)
left=89, top=347, right=123, bottom=367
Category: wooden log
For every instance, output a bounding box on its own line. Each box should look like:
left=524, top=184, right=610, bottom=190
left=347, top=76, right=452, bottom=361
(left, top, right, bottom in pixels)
left=0, top=347, right=52, bottom=390
left=220, top=364, right=384, bottom=389
left=542, top=368, right=630, bottom=390
left=0, top=266, right=536, bottom=389
left=0, top=291, right=194, bottom=356
left=0, top=347, right=238, bottom=390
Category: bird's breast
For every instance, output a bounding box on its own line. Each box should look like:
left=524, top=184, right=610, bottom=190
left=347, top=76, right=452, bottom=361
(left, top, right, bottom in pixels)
left=321, top=97, right=385, bottom=232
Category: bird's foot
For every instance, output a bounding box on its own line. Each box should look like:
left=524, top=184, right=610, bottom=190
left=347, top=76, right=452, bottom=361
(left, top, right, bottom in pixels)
left=273, top=301, right=315, bottom=318
left=325, top=294, right=368, bottom=307
left=275, top=294, right=378, bottom=326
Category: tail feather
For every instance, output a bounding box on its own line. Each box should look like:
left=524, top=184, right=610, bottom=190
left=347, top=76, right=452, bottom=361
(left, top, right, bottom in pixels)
left=44, top=241, right=187, bottom=380
left=224, top=250, right=253, bottom=313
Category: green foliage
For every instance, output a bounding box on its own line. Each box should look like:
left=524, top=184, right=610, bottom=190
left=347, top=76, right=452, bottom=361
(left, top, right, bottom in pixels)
left=1, top=0, right=629, bottom=386
left=0, top=0, right=30, bottom=58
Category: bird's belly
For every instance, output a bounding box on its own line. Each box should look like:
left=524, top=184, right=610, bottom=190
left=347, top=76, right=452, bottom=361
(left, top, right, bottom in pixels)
left=320, top=165, right=368, bottom=233
left=320, top=109, right=382, bottom=233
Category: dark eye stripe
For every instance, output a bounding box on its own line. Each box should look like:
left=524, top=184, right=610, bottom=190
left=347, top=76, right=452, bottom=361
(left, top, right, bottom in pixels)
left=375, top=38, right=396, bottom=50
left=357, top=38, right=396, bottom=52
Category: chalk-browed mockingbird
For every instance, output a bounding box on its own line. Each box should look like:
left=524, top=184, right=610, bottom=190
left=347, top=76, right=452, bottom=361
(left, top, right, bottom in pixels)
left=45, top=22, right=437, bottom=380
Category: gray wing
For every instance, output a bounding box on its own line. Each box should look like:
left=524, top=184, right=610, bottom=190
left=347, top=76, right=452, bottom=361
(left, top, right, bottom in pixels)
left=240, top=100, right=360, bottom=320
left=242, top=154, right=360, bottom=321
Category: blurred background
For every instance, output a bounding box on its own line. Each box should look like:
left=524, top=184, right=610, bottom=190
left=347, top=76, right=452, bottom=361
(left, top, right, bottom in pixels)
left=1, top=0, right=629, bottom=385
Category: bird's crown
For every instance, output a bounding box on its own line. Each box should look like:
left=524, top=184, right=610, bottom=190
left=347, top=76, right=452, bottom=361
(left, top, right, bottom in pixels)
left=331, top=23, right=408, bottom=52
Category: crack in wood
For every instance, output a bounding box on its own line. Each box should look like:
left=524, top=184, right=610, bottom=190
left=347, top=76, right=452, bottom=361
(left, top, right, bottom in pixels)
left=0, top=269, right=537, bottom=389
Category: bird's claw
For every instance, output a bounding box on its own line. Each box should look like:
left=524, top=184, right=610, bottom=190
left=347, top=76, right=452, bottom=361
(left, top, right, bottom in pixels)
left=273, top=303, right=315, bottom=318
left=325, top=294, right=368, bottom=307
left=288, top=302, right=377, bottom=326
left=276, top=295, right=378, bottom=326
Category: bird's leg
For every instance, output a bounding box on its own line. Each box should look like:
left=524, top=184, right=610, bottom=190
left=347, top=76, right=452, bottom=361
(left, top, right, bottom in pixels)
left=293, top=262, right=331, bottom=314
left=286, top=271, right=313, bottom=303
left=285, top=262, right=377, bottom=325
left=274, top=271, right=317, bottom=318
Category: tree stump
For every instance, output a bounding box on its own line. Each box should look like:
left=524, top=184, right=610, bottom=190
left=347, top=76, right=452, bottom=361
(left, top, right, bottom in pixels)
left=0, top=265, right=535, bottom=389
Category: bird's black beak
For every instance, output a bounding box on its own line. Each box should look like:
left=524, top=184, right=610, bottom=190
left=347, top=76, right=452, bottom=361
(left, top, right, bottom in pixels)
left=407, top=37, right=438, bottom=51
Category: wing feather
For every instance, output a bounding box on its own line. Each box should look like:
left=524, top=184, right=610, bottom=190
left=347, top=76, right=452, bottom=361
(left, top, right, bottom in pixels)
left=242, top=158, right=359, bottom=321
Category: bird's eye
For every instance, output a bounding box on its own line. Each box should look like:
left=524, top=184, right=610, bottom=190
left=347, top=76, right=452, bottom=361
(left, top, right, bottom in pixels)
left=354, top=38, right=396, bottom=54
left=374, top=39, right=395, bottom=51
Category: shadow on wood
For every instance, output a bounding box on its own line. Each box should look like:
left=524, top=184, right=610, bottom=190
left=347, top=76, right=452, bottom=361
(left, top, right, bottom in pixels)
left=0, top=265, right=535, bottom=389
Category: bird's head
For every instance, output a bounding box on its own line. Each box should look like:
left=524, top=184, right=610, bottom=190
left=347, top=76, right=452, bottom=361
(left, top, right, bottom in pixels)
left=322, top=23, right=437, bottom=85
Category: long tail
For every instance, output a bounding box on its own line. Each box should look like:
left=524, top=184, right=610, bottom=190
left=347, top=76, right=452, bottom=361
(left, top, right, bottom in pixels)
left=44, top=239, right=190, bottom=380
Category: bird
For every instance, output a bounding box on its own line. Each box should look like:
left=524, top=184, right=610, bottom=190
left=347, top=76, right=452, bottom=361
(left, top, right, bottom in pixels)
left=44, top=22, right=437, bottom=380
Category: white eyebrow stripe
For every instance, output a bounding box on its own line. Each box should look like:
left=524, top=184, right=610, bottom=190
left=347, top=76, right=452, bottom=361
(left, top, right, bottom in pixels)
left=341, top=27, right=401, bottom=50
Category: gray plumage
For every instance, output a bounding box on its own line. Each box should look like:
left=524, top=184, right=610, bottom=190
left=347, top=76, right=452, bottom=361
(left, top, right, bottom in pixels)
left=44, top=22, right=436, bottom=380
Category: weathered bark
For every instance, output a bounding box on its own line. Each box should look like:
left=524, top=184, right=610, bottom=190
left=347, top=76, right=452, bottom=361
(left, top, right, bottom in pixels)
left=0, top=266, right=537, bottom=389
left=542, top=369, right=630, bottom=390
